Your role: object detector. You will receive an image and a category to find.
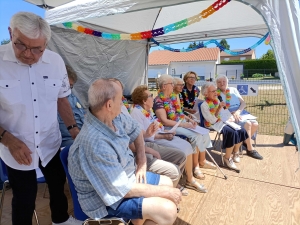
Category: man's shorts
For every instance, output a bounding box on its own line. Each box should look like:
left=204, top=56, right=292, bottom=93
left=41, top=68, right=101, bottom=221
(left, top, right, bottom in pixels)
left=105, top=172, right=160, bottom=220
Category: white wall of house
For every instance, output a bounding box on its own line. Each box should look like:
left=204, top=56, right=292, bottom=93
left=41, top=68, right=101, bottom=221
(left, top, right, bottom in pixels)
left=148, top=65, right=168, bottom=78
left=168, top=61, right=217, bottom=80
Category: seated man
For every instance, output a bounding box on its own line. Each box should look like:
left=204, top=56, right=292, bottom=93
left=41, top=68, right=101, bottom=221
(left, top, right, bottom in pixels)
left=58, top=65, right=85, bottom=147
left=68, top=79, right=181, bottom=225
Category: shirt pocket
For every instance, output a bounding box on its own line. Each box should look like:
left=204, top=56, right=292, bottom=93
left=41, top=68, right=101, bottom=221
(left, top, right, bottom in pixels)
left=0, top=80, right=22, bottom=105
left=44, top=79, right=61, bottom=101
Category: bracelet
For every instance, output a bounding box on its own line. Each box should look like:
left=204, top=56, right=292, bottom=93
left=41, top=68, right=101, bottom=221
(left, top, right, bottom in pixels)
left=0, top=130, right=7, bottom=143
left=67, top=124, right=78, bottom=130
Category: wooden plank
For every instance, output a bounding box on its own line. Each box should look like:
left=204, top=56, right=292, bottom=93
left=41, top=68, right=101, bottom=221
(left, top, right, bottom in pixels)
left=190, top=176, right=300, bottom=225
left=208, top=134, right=300, bottom=188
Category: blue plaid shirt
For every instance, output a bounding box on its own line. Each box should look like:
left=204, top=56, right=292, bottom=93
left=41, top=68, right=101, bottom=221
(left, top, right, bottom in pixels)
left=68, top=110, right=141, bottom=219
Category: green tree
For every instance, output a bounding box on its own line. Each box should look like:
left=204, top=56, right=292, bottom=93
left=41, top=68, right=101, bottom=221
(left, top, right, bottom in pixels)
left=1, top=39, right=10, bottom=45
left=260, top=49, right=275, bottom=60
left=188, top=41, right=206, bottom=49
left=188, top=41, right=197, bottom=48
left=219, top=39, right=230, bottom=51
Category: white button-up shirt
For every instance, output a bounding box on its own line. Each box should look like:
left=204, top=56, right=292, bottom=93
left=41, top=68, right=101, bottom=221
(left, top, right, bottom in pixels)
left=0, top=43, right=70, bottom=170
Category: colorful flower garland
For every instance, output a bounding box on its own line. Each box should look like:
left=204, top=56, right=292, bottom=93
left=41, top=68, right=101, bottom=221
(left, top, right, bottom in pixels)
left=151, top=32, right=270, bottom=55
left=134, top=104, right=163, bottom=129
left=158, top=91, right=185, bottom=122
left=62, top=0, right=231, bottom=41
left=204, top=97, right=221, bottom=127
left=216, top=88, right=231, bottom=109
left=182, top=86, right=199, bottom=108
left=122, top=96, right=131, bottom=113
left=179, top=93, right=184, bottom=109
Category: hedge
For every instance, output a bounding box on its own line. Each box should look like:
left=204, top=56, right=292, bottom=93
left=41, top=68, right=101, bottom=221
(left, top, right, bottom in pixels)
left=221, top=59, right=277, bottom=70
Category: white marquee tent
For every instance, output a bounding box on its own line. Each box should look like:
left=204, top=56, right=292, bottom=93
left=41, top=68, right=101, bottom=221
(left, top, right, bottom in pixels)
left=25, top=0, right=300, bottom=166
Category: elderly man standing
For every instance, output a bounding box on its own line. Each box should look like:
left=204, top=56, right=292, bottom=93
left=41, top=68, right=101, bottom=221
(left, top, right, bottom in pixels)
left=68, top=79, right=181, bottom=225
left=0, top=12, right=82, bottom=225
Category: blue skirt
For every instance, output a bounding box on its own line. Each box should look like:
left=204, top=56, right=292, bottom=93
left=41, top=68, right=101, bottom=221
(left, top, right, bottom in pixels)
left=221, top=125, right=248, bottom=149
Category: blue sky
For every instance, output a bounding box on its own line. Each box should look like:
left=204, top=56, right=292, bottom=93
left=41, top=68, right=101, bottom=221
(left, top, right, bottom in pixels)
left=0, top=0, right=275, bottom=58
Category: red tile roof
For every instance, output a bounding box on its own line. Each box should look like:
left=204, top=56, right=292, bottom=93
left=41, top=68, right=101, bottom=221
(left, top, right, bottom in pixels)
left=220, top=49, right=255, bottom=56
left=148, top=48, right=220, bottom=65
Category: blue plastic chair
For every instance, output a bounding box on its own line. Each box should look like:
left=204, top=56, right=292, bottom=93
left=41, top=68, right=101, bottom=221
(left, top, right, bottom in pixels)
left=60, top=145, right=129, bottom=225
left=0, top=158, right=45, bottom=225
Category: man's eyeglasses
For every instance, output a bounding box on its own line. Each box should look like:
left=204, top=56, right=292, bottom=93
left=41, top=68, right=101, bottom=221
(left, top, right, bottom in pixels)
left=148, top=93, right=153, bottom=98
left=176, top=84, right=184, bottom=87
left=14, top=43, right=44, bottom=55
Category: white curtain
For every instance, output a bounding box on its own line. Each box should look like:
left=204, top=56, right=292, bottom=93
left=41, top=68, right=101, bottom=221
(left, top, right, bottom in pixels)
left=245, top=0, right=300, bottom=167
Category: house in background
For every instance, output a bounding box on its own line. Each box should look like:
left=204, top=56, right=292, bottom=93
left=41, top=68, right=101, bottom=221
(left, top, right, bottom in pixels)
left=148, top=48, right=220, bottom=80
left=220, top=49, right=256, bottom=61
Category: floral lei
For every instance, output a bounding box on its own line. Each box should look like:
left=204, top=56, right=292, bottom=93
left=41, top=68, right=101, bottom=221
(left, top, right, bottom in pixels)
left=204, top=97, right=221, bottom=127
left=183, top=85, right=199, bottom=108
left=122, top=96, right=131, bottom=113
left=134, top=104, right=163, bottom=128
left=158, top=91, right=185, bottom=122
left=216, top=88, right=231, bottom=109
left=179, top=93, right=184, bottom=109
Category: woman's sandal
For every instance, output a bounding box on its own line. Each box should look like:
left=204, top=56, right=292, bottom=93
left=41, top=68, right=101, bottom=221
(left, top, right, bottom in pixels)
left=177, top=184, right=189, bottom=196
left=185, top=180, right=208, bottom=193
left=193, top=167, right=205, bottom=180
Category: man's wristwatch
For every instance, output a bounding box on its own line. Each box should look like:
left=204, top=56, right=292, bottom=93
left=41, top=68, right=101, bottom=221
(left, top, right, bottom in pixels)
left=67, top=124, right=78, bottom=130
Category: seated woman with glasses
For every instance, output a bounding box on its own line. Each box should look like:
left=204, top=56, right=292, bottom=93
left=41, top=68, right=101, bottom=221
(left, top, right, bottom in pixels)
left=153, top=74, right=216, bottom=192
left=180, top=71, right=200, bottom=114
left=215, top=75, right=263, bottom=160
left=200, top=82, right=262, bottom=170
left=130, top=85, right=194, bottom=195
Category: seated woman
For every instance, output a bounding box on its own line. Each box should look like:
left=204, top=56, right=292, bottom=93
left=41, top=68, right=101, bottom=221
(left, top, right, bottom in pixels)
left=130, top=85, right=206, bottom=193
left=201, top=82, right=252, bottom=169
left=110, top=78, right=189, bottom=194
left=180, top=71, right=200, bottom=114
left=154, top=75, right=216, bottom=184
left=215, top=75, right=263, bottom=160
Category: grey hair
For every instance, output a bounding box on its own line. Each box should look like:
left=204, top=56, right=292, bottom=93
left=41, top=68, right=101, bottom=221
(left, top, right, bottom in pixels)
left=173, top=77, right=184, bottom=85
left=157, top=74, right=174, bottom=89
left=215, top=75, right=228, bottom=84
left=88, top=79, right=117, bottom=112
left=201, top=82, right=216, bottom=96
left=10, top=12, right=51, bottom=43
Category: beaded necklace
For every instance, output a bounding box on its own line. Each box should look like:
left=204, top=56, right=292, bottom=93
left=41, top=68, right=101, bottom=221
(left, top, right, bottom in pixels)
left=183, top=85, right=199, bottom=108
left=204, top=97, right=221, bottom=127
left=122, top=96, right=131, bottom=113
left=216, top=88, right=231, bottom=109
left=158, top=91, right=185, bottom=122
left=134, top=104, right=163, bottom=129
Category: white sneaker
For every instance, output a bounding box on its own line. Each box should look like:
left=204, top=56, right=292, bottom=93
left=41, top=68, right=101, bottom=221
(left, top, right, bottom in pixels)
left=52, top=216, right=83, bottom=225
left=223, top=156, right=238, bottom=170
left=233, top=152, right=240, bottom=163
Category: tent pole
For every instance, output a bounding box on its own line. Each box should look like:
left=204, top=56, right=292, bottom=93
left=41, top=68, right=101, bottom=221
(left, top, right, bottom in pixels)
left=144, top=40, right=150, bottom=86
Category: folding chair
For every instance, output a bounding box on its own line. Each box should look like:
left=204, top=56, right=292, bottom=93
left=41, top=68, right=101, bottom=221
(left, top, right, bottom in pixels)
left=60, top=145, right=129, bottom=225
left=0, top=159, right=46, bottom=225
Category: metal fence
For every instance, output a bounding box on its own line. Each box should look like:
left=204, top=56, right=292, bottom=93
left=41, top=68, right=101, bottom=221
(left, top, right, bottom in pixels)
left=148, top=72, right=288, bottom=136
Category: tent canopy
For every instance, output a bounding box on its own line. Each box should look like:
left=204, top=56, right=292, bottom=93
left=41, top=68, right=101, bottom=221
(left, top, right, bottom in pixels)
left=24, top=0, right=300, bottom=166
left=26, top=0, right=268, bottom=43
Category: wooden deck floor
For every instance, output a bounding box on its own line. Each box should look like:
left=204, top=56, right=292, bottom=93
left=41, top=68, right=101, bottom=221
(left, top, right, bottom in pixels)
left=1, top=135, right=300, bottom=225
